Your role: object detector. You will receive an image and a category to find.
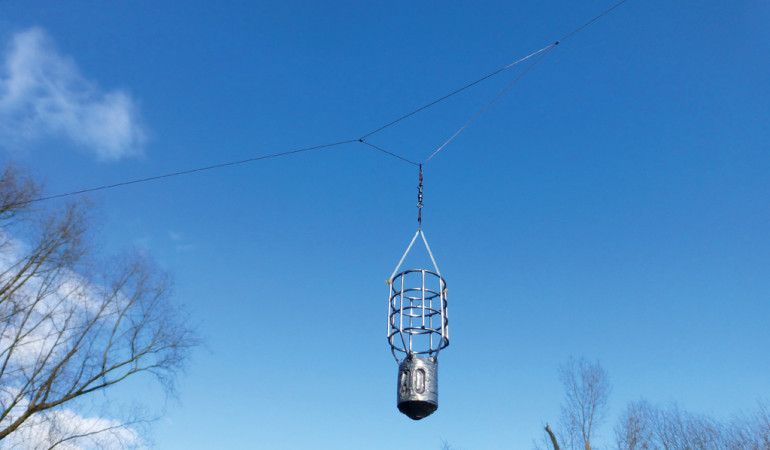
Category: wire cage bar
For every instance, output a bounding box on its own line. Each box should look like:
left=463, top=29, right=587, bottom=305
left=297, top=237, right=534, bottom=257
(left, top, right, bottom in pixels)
left=385, top=228, right=449, bottom=420
left=387, top=269, right=449, bottom=362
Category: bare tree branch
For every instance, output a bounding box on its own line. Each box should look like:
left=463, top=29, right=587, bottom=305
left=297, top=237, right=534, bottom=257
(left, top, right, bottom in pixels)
left=558, top=357, right=610, bottom=450
left=540, top=357, right=610, bottom=450
left=545, top=423, right=560, bottom=450
left=615, top=399, right=770, bottom=450
left=0, top=165, right=198, bottom=446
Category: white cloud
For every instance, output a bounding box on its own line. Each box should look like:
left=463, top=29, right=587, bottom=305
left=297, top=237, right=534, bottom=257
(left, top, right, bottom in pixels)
left=0, top=392, right=142, bottom=450
left=0, top=27, right=147, bottom=161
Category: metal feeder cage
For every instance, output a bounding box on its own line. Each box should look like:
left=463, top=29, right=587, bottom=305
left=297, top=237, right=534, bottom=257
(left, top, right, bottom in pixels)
left=386, top=230, right=449, bottom=420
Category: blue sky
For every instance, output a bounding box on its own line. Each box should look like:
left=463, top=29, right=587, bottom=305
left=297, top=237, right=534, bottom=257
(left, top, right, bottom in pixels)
left=0, top=0, right=768, bottom=448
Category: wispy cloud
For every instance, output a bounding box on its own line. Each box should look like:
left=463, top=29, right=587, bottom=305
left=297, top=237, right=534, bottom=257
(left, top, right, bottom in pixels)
left=0, top=394, right=142, bottom=450
left=0, top=27, right=147, bottom=161
left=169, top=231, right=195, bottom=252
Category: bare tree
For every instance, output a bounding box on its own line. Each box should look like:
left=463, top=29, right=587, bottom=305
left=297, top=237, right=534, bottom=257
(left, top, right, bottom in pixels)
left=0, top=165, right=197, bottom=447
left=540, top=357, right=611, bottom=450
left=615, top=399, right=770, bottom=450
left=439, top=439, right=456, bottom=450
left=560, top=357, right=610, bottom=450
left=614, top=399, right=655, bottom=450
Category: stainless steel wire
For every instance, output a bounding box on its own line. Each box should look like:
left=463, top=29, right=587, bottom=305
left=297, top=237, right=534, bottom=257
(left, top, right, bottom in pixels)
left=387, top=269, right=449, bottom=362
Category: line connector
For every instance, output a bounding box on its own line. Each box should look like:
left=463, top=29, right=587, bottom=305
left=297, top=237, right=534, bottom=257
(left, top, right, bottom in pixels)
left=417, top=164, right=424, bottom=228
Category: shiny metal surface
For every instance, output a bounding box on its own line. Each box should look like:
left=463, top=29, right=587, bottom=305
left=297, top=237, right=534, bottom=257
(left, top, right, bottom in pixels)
left=386, top=229, right=449, bottom=419
left=397, top=355, right=438, bottom=420
left=387, top=269, right=449, bottom=361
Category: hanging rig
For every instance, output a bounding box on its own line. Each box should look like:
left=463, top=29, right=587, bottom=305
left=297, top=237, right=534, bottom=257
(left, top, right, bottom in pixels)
left=385, top=165, right=449, bottom=420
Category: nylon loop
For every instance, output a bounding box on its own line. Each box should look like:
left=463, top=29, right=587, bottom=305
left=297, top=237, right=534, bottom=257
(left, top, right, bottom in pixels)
left=387, top=229, right=441, bottom=283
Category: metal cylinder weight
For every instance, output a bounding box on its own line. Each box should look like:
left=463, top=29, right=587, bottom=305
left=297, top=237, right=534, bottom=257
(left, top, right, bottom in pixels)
left=397, top=355, right=438, bottom=420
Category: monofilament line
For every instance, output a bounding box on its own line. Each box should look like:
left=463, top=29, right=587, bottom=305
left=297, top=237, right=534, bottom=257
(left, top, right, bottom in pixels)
left=3, top=0, right=632, bottom=209
left=7, top=140, right=358, bottom=208
left=422, top=43, right=558, bottom=164
left=359, top=43, right=556, bottom=141
left=359, top=140, right=420, bottom=167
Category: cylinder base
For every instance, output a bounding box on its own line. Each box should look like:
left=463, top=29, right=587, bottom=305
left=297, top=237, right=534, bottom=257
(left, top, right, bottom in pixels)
left=396, top=355, right=438, bottom=420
